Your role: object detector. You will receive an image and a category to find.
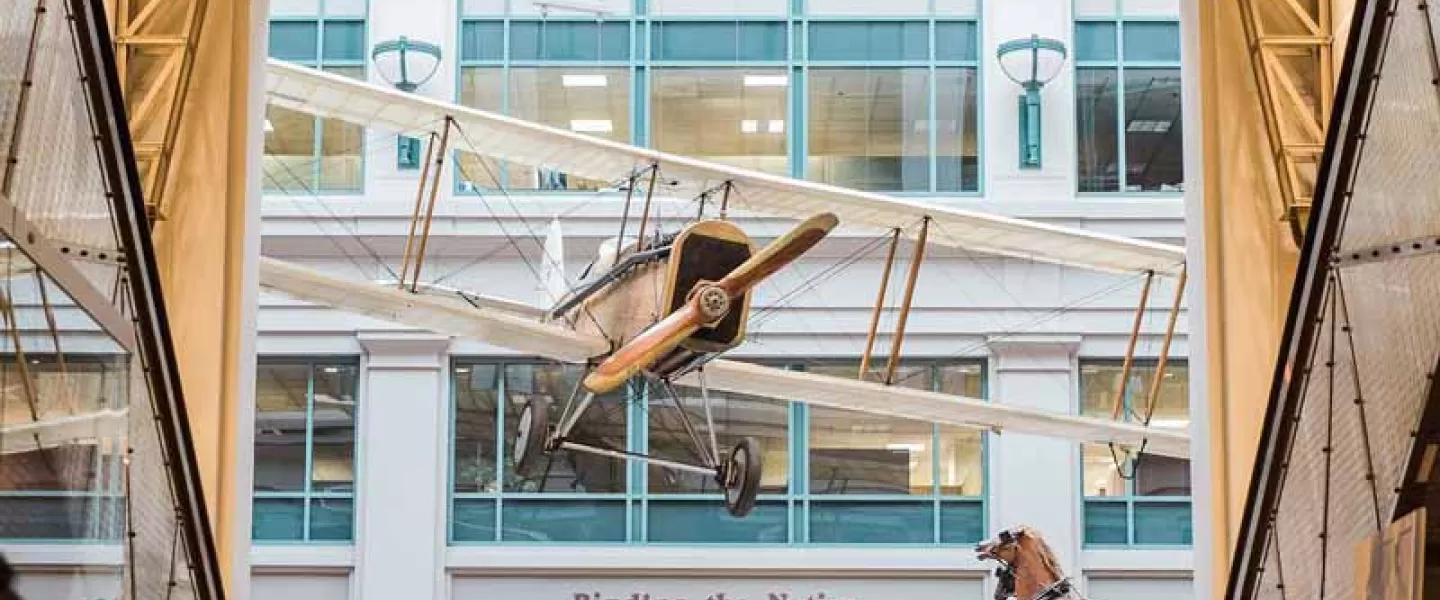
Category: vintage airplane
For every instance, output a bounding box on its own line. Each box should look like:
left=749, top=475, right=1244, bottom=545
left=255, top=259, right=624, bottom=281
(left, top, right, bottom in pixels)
left=259, top=59, right=1193, bottom=518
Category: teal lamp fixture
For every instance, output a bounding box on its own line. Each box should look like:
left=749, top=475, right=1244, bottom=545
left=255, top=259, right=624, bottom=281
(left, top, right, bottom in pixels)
left=372, top=37, right=443, bottom=169
left=996, top=35, right=1067, bottom=169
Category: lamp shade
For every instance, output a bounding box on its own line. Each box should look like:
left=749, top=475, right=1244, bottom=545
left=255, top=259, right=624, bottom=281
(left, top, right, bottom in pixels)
left=997, top=35, right=1067, bottom=88
left=372, top=36, right=443, bottom=92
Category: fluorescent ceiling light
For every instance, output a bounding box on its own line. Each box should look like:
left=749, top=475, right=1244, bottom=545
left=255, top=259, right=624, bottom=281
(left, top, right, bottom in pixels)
left=767, top=119, right=784, bottom=134
left=885, top=442, right=925, bottom=453
left=743, top=74, right=788, bottom=87
left=740, top=119, right=759, bottom=134
left=570, top=119, right=613, bottom=133
left=1148, top=418, right=1190, bottom=429
left=562, top=74, right=608, bottom=88
left=264, top=118, right=274, bottom=133
left=1127, top=120, right=1172, bottom=133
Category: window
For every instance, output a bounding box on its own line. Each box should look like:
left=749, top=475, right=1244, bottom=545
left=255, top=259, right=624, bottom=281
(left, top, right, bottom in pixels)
left=252, top=360, right=359, bottom=542
left=1079, top=361, right=1192, bottom=546
left=0, top=356, right=127, bottom=541
left=450, top=361, right=629, bottom=544
left=1075, top=20, right=1184, bottom=193
left=803, top=361, right=985, bottom=544
left=263, top=19, right=367, bottom=194
left=457, top=21, right=633, bottom=192
left=448, top=357, right=986, bottom=545
left=652, top=69, right=790, bottom=176
left=806, top=22, right=980, bottom=192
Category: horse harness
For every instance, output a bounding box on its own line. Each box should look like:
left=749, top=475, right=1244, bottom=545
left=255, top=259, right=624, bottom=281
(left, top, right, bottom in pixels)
left=991, top=560, right=1079, bottom=600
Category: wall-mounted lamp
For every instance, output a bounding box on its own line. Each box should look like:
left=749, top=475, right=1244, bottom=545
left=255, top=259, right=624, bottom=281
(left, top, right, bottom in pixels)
left=997, top=35, right=1067, bottom=169
left=372, top=36, right=443, bottom=169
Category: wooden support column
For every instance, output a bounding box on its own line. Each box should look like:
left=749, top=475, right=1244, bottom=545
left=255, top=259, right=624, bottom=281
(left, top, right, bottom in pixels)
left=1143, top=264, right=1188, bottom=423
left=406, top=118, right=453, bottom=290
left=1112, top=270, right=1156, bottom=421
left=398, top=131, right=439, bottom=289
left=884, top=217, right=929, bottom=385
left=635, top=164, right=659, bottom=251
left=859, top=228, right=901, bottom=382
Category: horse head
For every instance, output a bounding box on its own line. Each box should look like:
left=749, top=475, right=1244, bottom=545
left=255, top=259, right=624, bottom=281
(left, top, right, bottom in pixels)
left=975, top=526, right=1073, bottom=600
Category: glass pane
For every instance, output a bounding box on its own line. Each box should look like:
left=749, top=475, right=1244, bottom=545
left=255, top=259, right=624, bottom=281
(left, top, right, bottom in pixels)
left=502, top=364, right=627, bottom=493
left=1123, top=67, right=1184, bottom=191
left=1135, top=454, right=1191, bottom=496
left=254, top=363, right=310, bottom=492
left=1082, top=444, right=1127, bottom=496
left=457, top=68, right=507, bottom=191
left=807, top=68, right=929, bottom=192
left=506, top=68, right=631, bottom=191
left=318, top=67, right=366, bottom=193
left=263, top=104, right=318, bottom=193
left=652, top=69, right=788, bottom=175
left=1133, top=502, right=1191, bottom=544
left=934, top=22, right=977, bottom=62
left=1083, top=500, right=1129, bottom=544
left=452, top=497, right=499, bottom=542
left=0, top=495, right=123, bottom=540
left=1122, top=22, right=1180, bottom=62
left=501, top=499, right=627, bottom=541
left=453, top=363, right=500, bottom=493
left=936, top=362, right=983, bottom=397
left=253, top=497, right=306, bottom=541
left=321, top=21, right=366, bottom=62
left=1079, top=362, right=1189, bottom=424
left=808, top=501, right=934, bottom=543
left=647, top=500, right=789, bottom=543
left=935, top=68, right=979, bottom=193
left=460, top=21, right=506, bottom=61
left=937, top=426, right=982, bottom=496
left=1076, top=67, right=1120, bottom=192
left=310, top=364, right=357, bottom=492
left=651, top=0, right=786, bottom=16
left=269, top=21, right=319, bottom=62
left=651, top=22, right=787, bottom=61
left=309, top=497, right=354, bottom=541
left=807, top=22, right=928, bottom=61
left=648, top=385, right=789, bottom=494
left=939, top=500, right=983, bottom=543
left=1075, top=22, right=1118, bottom=62
left=509, top=21, right=630, bottom=61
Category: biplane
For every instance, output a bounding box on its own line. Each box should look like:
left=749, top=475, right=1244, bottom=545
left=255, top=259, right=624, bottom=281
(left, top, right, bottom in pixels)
left=258, top=59, right=1194, bottom=517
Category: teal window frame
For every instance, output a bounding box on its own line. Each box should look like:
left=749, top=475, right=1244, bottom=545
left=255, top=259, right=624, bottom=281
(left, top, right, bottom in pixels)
left=447, top=358, right=987, bottom=546
left=1077, top=358, right=1192, bottom=548
left=0, top=355, right=129, bottom=543
left=1073, top=16, right=1184, bottom=196
left=264, top=15, right=370, bottom=195
left=455, top=0, right=982, bottom=196
left=252, top=357, right=361, bottom=544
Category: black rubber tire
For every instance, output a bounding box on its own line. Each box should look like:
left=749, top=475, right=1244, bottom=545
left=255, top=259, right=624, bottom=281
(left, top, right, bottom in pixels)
left=513, top=396, right=551, bottom=478
left=722, top=437, right=762, bottom=518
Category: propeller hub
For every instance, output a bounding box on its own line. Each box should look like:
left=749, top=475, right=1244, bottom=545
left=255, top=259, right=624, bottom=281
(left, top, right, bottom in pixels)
left=696, top=285, right=731, bottom=321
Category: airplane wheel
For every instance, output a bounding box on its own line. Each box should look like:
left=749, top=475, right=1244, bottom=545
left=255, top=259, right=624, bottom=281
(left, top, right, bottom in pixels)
left=722, top=437, right=762, bottom=518
left=514, top=396, right=551, bottom=478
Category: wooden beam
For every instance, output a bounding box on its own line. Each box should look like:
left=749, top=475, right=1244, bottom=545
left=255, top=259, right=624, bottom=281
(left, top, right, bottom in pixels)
left=884, top=217, right=928, bottom=386
left=859, top=228, right=901, bottom=382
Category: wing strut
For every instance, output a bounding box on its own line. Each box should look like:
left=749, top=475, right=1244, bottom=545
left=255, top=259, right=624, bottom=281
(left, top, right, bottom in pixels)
left=398, top=118, right=454, bottom=291
left=884, top=216, right=930, bottom=385
left=858, top=227, right=902, bottom=380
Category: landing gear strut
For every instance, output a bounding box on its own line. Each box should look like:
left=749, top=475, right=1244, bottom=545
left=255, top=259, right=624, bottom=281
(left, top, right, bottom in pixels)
left=511, top=367, right=763, bottom=518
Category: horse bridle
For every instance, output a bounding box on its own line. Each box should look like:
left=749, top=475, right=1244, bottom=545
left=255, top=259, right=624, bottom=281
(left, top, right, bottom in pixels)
left=982, top=529, right=1077, bottom=600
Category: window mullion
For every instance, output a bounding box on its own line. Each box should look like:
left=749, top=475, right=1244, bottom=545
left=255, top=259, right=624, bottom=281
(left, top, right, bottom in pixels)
left=494, top=362, right=505, bottom=542
left=302, top=363, right=316, bottom=541
left=1114, top=20, right=1127, bottom=191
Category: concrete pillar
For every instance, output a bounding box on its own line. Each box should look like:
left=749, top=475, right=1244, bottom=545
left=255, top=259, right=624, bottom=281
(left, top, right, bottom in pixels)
left=353, top=332, right=452, bottom=600
left=364, top=0, right=458, bottom=200
left=987, top=335, right=1081, bottom=575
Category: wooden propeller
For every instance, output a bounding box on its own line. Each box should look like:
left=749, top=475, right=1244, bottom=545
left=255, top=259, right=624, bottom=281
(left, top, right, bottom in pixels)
left=582, top=212, right=839, bottom=394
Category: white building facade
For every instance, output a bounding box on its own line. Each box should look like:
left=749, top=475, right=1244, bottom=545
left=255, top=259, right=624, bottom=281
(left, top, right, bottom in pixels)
left=247, top=0, right=1194, bottom=598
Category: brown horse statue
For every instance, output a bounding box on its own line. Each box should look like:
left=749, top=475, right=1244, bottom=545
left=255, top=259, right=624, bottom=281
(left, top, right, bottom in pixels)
left=975, top=526, right=1079, bottom=600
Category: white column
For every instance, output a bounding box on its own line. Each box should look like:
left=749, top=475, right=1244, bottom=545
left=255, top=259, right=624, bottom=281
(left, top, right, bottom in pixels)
left=364, top=0, right=458, bottom=199
left=987, top=335, right=1082, bottom=576
left=982, top=0, right=1077, bottom=200
left=353, top=332, right=452, bottom=600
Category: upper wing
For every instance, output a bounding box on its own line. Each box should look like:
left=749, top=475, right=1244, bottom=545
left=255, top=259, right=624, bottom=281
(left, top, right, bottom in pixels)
left=260, top=258, right=1188, bottom=458
left=265, top=60, right=1186, bottom=276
